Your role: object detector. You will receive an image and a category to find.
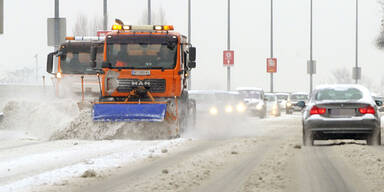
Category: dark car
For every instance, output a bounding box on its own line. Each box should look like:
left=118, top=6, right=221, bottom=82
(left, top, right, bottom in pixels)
left=286, top=92, right=308, bottom=113
left=301, top=84, right=382, bottom=146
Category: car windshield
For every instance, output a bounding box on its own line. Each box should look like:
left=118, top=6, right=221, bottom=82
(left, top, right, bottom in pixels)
left=290, top=94, right=308, bottom=101
left=276, top=95, right=288, bottom=100
left=315, top=88, right=363, bottom=101
left=265, top=95, right=276, bottom=102
left=238, top=90, right=261, bottom=99
left=60, top=47, right=103, bottom=74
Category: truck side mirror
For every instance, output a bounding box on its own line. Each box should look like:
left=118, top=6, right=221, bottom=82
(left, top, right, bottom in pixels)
left=189, top=47, right=196, bottom=62
left=188, top=61, right=196, bottom=68
left=46, top=51, right=57, bottom=74
left=90, top=46, right=98, bottom=68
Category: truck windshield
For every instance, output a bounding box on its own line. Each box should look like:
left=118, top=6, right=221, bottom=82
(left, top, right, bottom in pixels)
left=60, top=45, right=103, bottom=74
left=106, top=43, right=177, bottom=69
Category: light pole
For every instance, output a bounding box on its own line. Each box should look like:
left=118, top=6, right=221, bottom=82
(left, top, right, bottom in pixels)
left=34, top=54, right=38, bottom=82
left=309, top=0, right=313, bottom=93
left=188, top=0, right=192, bottom=89
left=54, top=0, right=59, bottom=50
left=103, top=0, right=108, bottom=30
left=227, top=0, right=231, bottom=91
left=270, top=0, right=274, bottom=93
left=354, top=0, right=359, bottom=84
left=148, top=0, right=151, bottom=25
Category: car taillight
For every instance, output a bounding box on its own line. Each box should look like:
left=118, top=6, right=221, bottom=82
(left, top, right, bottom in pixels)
left=359, top=106, right=375, bottom=114
left=310, top=106, right=326, bottom=115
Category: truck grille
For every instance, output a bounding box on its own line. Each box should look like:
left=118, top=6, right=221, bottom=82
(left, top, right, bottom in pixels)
left=117, top=79, right=166, bottom=93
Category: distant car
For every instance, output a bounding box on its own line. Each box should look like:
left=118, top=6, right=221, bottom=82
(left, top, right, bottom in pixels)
left=301, top=84, right=382, bottom=146
left=265, top=93, right=281, bottom=117
left=276, top=93, right=289, bottom=111
left=286, top=92, right=309, bottom=113
left=372, top=95, right=384, bottom=112
left=237, top=87, right=267, bottom=118
left=188, top=90, right=247, bottom=117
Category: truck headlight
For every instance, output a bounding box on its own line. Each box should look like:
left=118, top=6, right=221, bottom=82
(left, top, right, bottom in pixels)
left=209, top=107, right=218, bottom=115
left=256, top=103, right=263, bottom=110
left=225, top=105, right=233, bottom=113
left=56, top=72, right=62, bottom=79
left=286, top=102, right=292, bottom=107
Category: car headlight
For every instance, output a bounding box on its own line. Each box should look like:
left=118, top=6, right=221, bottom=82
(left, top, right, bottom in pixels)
left=286, top=102, right=292, bottom=107
left=236, top=103, right=246, bottom=112
left=56, top=72, right=62, bottom=79
left=256, top=103, right=263, bottom=110
left=209, top=107, right=218, bottom=115
left=225, top=105, right=233, bottom=113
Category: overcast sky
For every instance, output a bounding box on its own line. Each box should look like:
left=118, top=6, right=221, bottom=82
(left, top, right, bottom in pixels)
left=0, top=0, right=383, bottom=92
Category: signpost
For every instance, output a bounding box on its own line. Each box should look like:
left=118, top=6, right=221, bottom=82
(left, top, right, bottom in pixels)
left=223, top=50, right=234, bottom=66
left=266, top=58, right=277, bottom=73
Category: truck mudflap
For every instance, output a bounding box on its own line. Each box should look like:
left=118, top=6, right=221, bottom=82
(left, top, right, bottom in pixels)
left=93, top=103, right=167, bottom=122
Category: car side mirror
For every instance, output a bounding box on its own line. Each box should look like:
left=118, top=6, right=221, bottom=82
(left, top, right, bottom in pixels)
left=375, top=100, right=383, bottom=107
left=296, top=101, right=306, bottom=108
left=189, top=47, right=196, bottom=62
left=46, top=51, right=57, bottom=74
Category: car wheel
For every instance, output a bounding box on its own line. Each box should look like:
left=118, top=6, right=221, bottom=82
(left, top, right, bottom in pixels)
left=303, top=128, right=314, bottom=146
left=367, top=129, right=381, bottom=146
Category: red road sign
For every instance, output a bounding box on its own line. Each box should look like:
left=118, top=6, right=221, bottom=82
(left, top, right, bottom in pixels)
left=223, top=50, right=234, bottom=66
left=267, top=58, right=277, bottom=73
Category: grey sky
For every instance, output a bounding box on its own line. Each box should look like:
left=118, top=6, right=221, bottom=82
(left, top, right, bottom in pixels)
left=0, top=0, right=383, bottom=92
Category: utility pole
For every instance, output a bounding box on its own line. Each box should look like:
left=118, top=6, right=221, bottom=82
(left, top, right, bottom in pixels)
left=103, top=0, right=108, bottom=30
left=34, top=54, right=38, bottom=82
left=0, top=0, right=3, bottom=34
left=354, top=0, right=359, bottom=84
left=148, top=0, right=151, bottom=25
left=54, top=0, right=59, bottom=51
left=188, top=0, right=192, bottom=89
left=309, top=0, right=313, bottom=93
left=270, top=0, right=274, bottom=93
left=227, top=0, right=231, bottom=91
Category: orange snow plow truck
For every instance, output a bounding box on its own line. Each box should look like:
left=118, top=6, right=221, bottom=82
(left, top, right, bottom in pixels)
left=90, top=20, right=196, bottom=136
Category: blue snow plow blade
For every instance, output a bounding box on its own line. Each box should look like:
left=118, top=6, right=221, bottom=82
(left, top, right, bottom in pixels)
left=93, top=103, right=167, bottom=122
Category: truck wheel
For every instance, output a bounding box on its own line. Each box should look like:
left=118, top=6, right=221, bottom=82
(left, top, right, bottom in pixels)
left=303, top=129, right=314, bottom=146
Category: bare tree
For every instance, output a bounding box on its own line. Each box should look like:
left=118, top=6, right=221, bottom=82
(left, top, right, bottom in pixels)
left=73, top=14, right=103, bottom=36
left=376, top=0, right=384, bottom=49
left=137, top=7, right=167, bottom=25
left=329, top=67, right=353, bottom=84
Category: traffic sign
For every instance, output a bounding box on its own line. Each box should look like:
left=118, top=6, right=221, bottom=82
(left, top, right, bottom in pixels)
left=267, top=58, right=277, bottom=73
left=352, top=67, right=361, bottom=80
left=47, top=18, right=66, bottom=46
left=223, top=50, right=234, bottom=66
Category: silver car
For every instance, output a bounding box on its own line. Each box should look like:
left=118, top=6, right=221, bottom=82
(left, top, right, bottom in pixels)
left=301, top=84, right=382, bottom=146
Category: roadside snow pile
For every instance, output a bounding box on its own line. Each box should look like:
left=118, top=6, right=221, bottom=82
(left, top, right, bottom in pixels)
left=1, top=99, right=176, bottom=140
left=50, top=109, right=174, bottom=140
left=0, top=99, right=79, bottom=139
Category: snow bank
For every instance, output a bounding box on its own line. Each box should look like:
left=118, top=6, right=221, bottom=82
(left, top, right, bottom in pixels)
left=0, top=99, right=176, bottom=140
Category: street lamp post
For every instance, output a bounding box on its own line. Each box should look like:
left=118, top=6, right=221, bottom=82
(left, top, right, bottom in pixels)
left=188, top=0, right=192, bottom=89
left=354, top=0, right=359, bottom=84
left=270, top=0, right=274, bottom=93
left=148, top=0, right=151, bottom=25
left=103, top=0, right=108, bottom=30
left=227, top=0, right=231, bottom=91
